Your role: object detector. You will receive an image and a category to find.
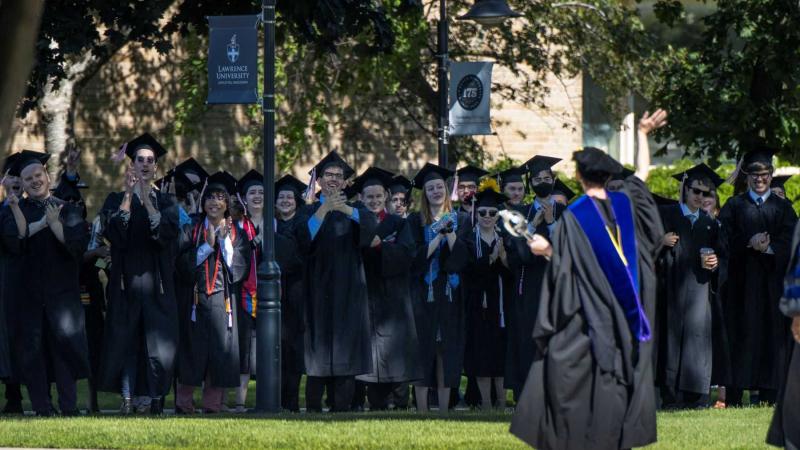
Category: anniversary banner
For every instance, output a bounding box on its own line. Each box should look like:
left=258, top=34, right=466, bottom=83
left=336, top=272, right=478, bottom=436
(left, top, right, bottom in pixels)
left=448, top=61, right=494, bottom=136
left=207, top=15, right=259, bottom=104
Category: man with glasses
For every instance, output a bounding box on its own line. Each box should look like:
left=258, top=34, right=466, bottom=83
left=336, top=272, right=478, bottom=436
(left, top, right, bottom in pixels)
left=718, top=147, right=798, bottom=407
left=655, top=163, right=724, bottom=409
left=301, top=151, right=377, bottom=412
left=97, top=134, right=180, bottom=415
left=454, top=165, right=489, bottom=218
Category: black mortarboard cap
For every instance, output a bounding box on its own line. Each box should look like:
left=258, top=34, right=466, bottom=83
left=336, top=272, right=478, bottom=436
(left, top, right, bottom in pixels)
left=350, top=167, right=395, bottom=194
left=9, top=150, right=51, bottom=177
left=771, top=174, right=793, bottom=189
left=52, top=181, right=86, bottom=202
left=611, top=167, right=635, bottom=181
left=3, top=152, right=21, bottom=174
left=553, top=178, right=576, bottom=201
left=524, top=155, right=562, bottom=176
left=573, top=147, right=624, bottom=176
left=671, top=163, right=725, bottom=188
left=741, top=145, right=777, bottom=172
left=474, top=188, right=508, bottom=208
left=389, top=175, right=412, bottom=195
left=455, top=165, right=489, bottom=184
left=275, top=174, right=308, bottom=197
left=498, top=166, right=527, bottom=187
left=174, top=158, right=209, bottom=188
left=412, top=163, right=454, bottom=189
left=238, top=170, right=264, bottom=196
left=205, top=171, right=237, bottom=195
left=311, top=151, right=355, bottom=180
left=125, top=133, right=167, bottom=160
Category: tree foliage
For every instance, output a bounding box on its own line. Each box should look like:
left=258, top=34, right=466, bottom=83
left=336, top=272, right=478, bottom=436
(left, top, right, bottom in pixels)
left=648, top=0, right=800, bottom=162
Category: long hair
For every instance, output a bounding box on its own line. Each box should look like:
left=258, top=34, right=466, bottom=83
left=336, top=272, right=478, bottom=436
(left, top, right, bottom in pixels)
left=420, top=182, right=453, bottom=225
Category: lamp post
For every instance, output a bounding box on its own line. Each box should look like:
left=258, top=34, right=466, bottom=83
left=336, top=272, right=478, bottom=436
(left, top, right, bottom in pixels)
left=437, top=0, right=521, bottom=167
left=255, top=0, right=282, bottom=413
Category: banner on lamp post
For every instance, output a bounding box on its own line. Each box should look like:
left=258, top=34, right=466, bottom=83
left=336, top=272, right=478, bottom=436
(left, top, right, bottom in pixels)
left=448, top=61, right=493, bottom=136
left=207, top=15, right=259, bottom=104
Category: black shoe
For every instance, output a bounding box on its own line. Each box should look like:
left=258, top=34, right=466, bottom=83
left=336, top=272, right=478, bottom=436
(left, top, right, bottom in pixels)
left=150, top=401, right=164, bottom=416
left=119, top=398, right=133, bottom=415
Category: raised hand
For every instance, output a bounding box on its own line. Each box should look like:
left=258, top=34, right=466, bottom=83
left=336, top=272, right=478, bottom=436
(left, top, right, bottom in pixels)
left=219, top=217, right=232, bottom=240
left=125, top=167, right=138, bottom=193
left=7, top=192, right=19, bottom=208
left=66, top=146, right=81, bottom=175
left=45, top=203, right=62, bottom=226
left=206, top=224, right=217, bottom=248
left=638, top=109, right=668, bottom=135
left=528, top=234, right=552, bottom=258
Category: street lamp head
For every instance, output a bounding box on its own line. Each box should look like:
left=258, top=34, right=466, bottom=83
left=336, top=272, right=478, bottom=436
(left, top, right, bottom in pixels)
left=457, top=0, right=522, bottom=27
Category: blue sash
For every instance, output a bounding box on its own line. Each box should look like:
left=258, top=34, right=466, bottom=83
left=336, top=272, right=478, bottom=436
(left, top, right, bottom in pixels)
left=569, top=192, right=651, bottom=342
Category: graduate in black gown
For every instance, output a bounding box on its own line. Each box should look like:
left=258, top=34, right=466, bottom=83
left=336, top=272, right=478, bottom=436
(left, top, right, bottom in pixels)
left=655, top=163, right=724, bottom=408
left=510, top=146, right=664, bottom=450
left=274, top=174, right=309, bottom=412
left=97, top=134, right=180, bottom=414
left=767, top=225, right=800, bottom=449
left=503, top=155, right=566, bottom=399
left=718, top=147, right=798, bottom=406
left=349, top=167, right=421, bottom=410
left=407, top=163, right=472, bottom=413
left=301, top=151, right=377, bottom=412
left=176, top=172, right=249, bottom=414
left=0, top=152, right=24, bottom=414
left=463, top=179, right=509, bottom=410
left=3, top=151, right=90, bottom=416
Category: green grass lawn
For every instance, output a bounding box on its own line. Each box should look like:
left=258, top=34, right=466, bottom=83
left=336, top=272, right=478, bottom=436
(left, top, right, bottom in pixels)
left=0, top=407, right=776, bottom=449
left=0, top=380, right=777, bottom=449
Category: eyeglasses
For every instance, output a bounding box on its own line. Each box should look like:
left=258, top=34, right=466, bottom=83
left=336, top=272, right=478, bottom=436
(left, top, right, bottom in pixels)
left=136, top=157, right=155, bottom=164
left=749, top=172, right=771, bottom=180
left=205, top=193, right=227, bottom=201
left=690, top=187, right=714, bottom=198
left=322, top=172, right=344, bottom=180
left=532, top=177, right=553, bottom=184
left=477, top=209, right=498, bottom=217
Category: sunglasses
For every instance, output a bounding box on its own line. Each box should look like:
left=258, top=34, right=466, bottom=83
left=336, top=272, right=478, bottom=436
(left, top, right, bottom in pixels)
left=135, top=157, right=156, bottom=164
left=477, top=209, right=498, bottom=217
left=690, top=187, right=714, bottom=198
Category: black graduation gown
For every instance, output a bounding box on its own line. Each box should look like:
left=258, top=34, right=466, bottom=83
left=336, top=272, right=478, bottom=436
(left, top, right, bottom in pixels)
left=301, top=202, right=377, bottom=377
left=511, top=177, right=664, bottom=450
left=407, top=211, right=473, bottom=388
left=767, top=225, right=800, bottom=449
left=718, top=192, right=797, bottom=391
left=0, top=204, right=17, bottom=379
left=277, top=214, right=308, bottom=376
left=503, top=200, right=566, bottom=393
left=655, top=204, right=719, bottom=395
left=97, top=191, right=180, bottom=396
left=178, top=221, right=249, bottom=387
left=463, top=231, right=508, bottom=378
left=357, top=213, right=421, bottom=384
left=2, top=198, right=91, bottom=384
left=80, top=249, right=107, bottom=381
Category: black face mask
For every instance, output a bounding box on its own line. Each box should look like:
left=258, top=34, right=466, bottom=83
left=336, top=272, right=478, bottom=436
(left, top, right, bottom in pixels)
left=532, top=182, right=554, bottom=198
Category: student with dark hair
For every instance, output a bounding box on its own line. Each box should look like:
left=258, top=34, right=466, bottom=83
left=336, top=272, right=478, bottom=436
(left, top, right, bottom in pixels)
left=176, top=172, right=249, bottom=414
left=511, top=144, right=664, bottom=449
left=718, top=147, right=798, bottom=407
left=655, top=163, right=724, bottom=408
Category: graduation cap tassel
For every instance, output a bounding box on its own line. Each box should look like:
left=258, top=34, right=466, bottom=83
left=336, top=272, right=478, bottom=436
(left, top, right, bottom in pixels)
left=111, top=143, right=127, bottom=164
left=450, top=173, right=459, bottom=202
left=305, top=168, right=317, bottom=204
left=498, top=275, right=505, bottom=328
left=196, top=179, right=208, bottom=214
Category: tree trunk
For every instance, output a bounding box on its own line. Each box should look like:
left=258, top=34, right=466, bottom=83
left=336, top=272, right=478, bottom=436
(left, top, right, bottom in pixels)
left=0, top=0, right=45, bottom=156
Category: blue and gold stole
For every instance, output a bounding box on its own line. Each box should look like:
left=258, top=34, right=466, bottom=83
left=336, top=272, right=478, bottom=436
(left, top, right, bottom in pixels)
left=569, top=191, right=651, bottom=342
